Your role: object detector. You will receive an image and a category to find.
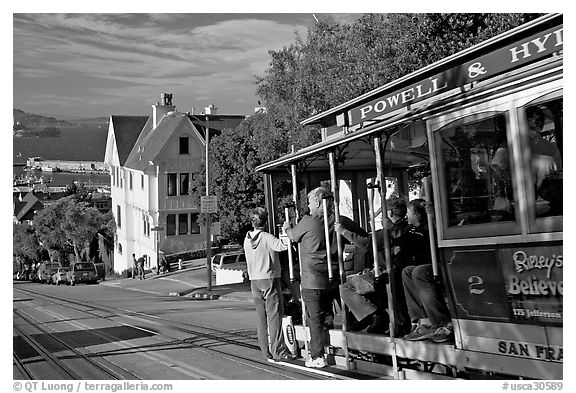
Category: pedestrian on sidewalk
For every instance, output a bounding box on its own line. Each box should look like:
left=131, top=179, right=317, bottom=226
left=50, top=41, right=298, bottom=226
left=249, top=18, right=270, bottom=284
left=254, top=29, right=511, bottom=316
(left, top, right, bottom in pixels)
left=244, top=207, right=293, bottom=362
left=137, top=255, right=146, bottom=280
left=131, top=254, right=138, bottom=279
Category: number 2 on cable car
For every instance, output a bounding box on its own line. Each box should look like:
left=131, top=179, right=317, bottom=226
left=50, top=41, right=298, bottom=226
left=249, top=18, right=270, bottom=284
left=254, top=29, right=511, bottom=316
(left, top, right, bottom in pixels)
left=468, top=276, right=485, bottom=295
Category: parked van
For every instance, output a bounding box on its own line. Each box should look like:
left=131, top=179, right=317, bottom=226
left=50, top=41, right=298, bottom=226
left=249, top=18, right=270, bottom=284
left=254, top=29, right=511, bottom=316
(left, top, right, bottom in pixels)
left=37, top=261, right=61, bottom=284
left=211, top=251, right=246, bottom=271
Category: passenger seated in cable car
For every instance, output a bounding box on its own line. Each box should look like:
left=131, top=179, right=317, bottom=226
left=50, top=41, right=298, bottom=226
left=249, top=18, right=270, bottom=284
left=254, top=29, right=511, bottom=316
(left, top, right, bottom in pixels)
left=335, top=197, right=412, bottom=335
left=401, top=199, right=453, bottom=343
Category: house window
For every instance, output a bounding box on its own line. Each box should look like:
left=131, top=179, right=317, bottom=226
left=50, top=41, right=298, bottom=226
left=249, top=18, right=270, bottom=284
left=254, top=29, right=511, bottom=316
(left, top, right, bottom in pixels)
left=179, top=137, right=189, bottom=155
left=141, top=174, right=145, bottom=189
left=143, top=214, right=150, bottom=237
left=190, top=213, right=200, bottom=234
left=129, top=172, right=133, bottom=190
left=118, top=243, right=122, bottom=254
left=180, top=173, right=190, bottom=195
left=116, top=205, right=122, bottom=228
left=167, top=214, right=176, bottom=236
left=167, top=173, right=177, bottom=196
left=178, top=214, right=189, bottom=235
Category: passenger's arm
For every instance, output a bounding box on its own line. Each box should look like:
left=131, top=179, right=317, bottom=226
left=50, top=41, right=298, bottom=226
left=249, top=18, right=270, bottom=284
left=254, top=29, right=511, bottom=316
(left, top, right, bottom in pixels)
left=335, top=221, right=369, bottom=250
left=283, top=219, right=304, bottom=242
left=265, top=233, right=289, bottom=252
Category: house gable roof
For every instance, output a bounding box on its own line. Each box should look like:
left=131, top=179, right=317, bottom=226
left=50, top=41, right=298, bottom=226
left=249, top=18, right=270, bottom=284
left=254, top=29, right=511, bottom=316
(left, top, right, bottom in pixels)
left=109, top=115, right=150, bottom=165
left=15, top=192, right=43, bottom=221
left=123, top=112, right=245, bottom=171
left=124, top=112, right=192, bottom=171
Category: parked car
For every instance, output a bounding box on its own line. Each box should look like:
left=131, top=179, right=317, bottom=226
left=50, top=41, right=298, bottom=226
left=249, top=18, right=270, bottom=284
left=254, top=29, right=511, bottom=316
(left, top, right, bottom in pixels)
left=211, top=251, right=246, bottom=271
left=37, top=261, right=61, bottom=284
left=51, top=267, right=70, bottom=285
left=66, top=262, right=99, bottom=286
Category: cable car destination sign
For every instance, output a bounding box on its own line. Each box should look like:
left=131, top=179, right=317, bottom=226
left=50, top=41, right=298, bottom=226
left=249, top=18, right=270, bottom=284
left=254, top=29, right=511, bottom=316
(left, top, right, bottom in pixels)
left=347, top=25, right=563, bottom=127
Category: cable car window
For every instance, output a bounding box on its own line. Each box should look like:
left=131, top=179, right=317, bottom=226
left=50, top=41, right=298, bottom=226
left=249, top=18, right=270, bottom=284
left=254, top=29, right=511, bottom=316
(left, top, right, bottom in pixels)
left=521, top=98, right=563, bottom=219
left=437, top=113, right=516, bottom=227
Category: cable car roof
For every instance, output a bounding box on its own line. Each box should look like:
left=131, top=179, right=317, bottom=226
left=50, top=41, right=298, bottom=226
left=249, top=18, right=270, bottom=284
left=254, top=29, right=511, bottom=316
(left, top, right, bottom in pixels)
left=256, top=13, right=563, bottom=174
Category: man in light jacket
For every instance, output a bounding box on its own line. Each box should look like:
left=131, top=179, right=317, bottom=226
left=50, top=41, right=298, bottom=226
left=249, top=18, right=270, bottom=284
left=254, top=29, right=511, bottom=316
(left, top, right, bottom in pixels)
left=244, top=207, right=293, bottom=362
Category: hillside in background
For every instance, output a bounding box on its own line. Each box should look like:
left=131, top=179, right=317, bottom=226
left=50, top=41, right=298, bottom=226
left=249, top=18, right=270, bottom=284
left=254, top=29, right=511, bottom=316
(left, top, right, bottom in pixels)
left=13, top=109, right=109, bottom=137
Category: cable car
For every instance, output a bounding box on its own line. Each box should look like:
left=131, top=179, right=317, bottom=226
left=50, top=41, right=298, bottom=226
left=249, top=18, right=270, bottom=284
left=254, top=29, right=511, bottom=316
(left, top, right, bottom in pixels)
left=256, top=13, right=562, bottom=379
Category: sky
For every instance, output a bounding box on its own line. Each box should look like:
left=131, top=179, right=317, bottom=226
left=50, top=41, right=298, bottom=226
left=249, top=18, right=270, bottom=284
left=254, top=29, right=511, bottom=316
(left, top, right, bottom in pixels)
left=11, top=2, right=564, bottom=119
left=12, top=12, right=360, bottom=119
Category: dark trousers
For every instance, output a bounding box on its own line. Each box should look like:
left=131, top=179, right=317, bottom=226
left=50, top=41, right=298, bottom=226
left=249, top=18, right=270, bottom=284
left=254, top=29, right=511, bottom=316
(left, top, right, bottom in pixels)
left=251, top=278, right=288, bottom=360
left=389, top=266, right=411, bottom=328
left=402, top=264, right=451, bottom=328
left=302, top=288, right=334, bottom=360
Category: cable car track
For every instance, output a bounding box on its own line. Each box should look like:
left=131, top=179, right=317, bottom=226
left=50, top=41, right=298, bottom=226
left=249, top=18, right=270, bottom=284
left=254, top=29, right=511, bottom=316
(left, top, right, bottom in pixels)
left=13, top=352, right=34, bottom=380
left=13, top=308, right=140, bottom=380
left=13, top=287, right=340, bottom=380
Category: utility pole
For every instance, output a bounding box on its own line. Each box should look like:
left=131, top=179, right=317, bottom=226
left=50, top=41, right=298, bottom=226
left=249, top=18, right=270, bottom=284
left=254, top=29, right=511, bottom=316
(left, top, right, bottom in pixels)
left=205, top=114, right=212, bottom=291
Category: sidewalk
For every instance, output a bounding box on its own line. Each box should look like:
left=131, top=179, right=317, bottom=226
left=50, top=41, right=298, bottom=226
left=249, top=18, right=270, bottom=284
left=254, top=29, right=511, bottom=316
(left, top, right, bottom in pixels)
left=101, top=258, right=253, bottom=303
left=175, top=282, right=252, bottom=302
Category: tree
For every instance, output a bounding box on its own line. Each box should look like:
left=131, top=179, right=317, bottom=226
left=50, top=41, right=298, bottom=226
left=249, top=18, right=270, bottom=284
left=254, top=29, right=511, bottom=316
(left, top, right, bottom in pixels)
left=13, top=223, right=41, bottom=268
left=196, top=13, right=543, bottom=242
left=34, top=196, right=74, bottom=262
left=34, top=196, right=106, bottom=263
left=61, top=201, right=104, bottom=262
left=191, top=113, right=288, bottom=243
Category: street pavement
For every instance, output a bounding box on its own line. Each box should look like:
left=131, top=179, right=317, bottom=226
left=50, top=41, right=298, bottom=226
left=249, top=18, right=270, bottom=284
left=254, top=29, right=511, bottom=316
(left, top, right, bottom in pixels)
left=100, top=258, right=253, bottom=302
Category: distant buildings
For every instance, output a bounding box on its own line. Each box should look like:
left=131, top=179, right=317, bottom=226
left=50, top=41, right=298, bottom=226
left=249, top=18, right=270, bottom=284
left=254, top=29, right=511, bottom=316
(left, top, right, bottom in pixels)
left=104, top=93, right=245, bottom=273
left=12, top=185, right=111, bottom=225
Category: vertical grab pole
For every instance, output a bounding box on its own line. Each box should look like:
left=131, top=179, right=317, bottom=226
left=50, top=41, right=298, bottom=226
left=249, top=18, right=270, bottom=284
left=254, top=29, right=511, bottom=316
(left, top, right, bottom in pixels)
left=362, top=200, right=369, bottom=233
left=357, top=199, right=364, bottom=229
left=366, top=184, right=381, bottom=278
left=328, top=151, right=345, bottom=286
left=423, top=176, right=439, bottom=278
left=321, top=197, right=334, bottom=282
left=284, top=205, right=295, bottom=282
left=374, top=134, right=401, bottom=380
left=328, top=150, right=350, bottom=370
left=290, top=164, right=309, bottom=358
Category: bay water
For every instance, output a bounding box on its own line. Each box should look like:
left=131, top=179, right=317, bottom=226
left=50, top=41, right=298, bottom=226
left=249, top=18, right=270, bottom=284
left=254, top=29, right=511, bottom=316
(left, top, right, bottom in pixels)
left=13, top=126, right=110, bottom=186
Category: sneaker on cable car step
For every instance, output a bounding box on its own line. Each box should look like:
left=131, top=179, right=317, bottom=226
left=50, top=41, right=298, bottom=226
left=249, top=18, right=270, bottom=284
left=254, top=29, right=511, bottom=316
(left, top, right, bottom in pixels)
left=403, top=324, right=436, bottom=341
left=305, top=356, right=327, bottom=368
left=429, top=325, right=454, bottom=343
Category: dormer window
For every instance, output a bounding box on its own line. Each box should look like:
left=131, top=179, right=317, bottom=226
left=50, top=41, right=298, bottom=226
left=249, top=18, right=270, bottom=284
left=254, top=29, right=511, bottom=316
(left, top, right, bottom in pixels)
left=179, top=137, right=189, bottom=155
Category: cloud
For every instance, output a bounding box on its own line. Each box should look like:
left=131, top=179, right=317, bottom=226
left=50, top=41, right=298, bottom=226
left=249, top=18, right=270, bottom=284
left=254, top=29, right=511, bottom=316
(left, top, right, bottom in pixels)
left=13, top=13, right=313, bottom=116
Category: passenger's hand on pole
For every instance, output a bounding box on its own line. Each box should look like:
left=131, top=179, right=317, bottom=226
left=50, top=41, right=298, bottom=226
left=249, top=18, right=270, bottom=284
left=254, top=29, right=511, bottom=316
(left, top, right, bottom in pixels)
left=282, top=220, right=291, bottom=232
left=334, top=221, right=343, bottom=234
left=424, top=201, right=434, bottom=219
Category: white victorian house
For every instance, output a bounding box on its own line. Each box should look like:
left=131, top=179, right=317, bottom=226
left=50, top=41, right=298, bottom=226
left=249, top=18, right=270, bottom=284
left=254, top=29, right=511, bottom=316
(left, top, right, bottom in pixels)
left=104, top=93, right=245, bottom=273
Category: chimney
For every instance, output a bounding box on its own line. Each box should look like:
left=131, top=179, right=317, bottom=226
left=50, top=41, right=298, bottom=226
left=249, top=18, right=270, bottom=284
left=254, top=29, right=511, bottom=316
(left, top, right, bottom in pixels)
left=204, top=104, right=218, bottom=116
left=152, top=93, right=176, bottom=128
